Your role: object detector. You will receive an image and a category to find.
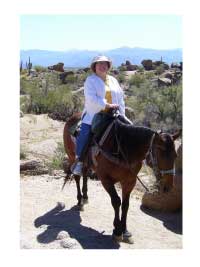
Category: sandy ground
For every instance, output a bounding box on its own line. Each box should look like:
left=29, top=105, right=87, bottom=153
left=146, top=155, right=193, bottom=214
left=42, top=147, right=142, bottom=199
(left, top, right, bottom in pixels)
left=20, top=175, right=182, bottom=249
left=20, top=114, right=182, bottom=249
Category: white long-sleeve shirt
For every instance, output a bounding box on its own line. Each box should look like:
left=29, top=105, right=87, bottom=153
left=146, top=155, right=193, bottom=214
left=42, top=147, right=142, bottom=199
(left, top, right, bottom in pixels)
left=82, top=73, right=126, bottom=125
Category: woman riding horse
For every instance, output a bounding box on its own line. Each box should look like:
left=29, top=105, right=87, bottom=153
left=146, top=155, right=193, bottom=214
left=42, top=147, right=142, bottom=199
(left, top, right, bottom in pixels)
left=71, top=55, right=131, bottom=176
left=63, top=110, right=181, bottom=243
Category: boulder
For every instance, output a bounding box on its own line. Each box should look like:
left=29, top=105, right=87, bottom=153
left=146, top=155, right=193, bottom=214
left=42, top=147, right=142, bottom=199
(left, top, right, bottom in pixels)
left=164, top=72, right=173, bottom=80
left=141, top=59, right=153, bottom=70
left=125, top=60, right=131, bottom=66
left=171, top=62, right=182, bottom=71
left=48, top=62, right=64, bottom=72
left=20, top=159, right=49, bottom=175
left=59, top=71, right=74, bottom=83
left=141, top=187, right=182, bottom=212
left=158, top=77, right=172, bottom=87
left=126, top=64, right=138, bottom=71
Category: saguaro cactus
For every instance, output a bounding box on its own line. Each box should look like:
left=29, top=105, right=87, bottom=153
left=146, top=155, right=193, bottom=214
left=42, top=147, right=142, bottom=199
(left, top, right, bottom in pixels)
left=27, top=56, right=32, bottom=75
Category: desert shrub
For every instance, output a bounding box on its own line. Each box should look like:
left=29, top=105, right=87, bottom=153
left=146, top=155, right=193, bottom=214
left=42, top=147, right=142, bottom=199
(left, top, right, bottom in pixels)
left=47, top=142, right=65, bottom=170
left=20, top=72, right=83, bottom=119
left=34, top=65, right=47, bottom=72
left=118, top=66, right=127, bottom=71
left=144, top=71, right=155, bottom=80
left=65, top=74, right=78, bottom=84
left=128, top=73, right=146, bottom=87
left=155, top=65, right=165, bottom=75
left=137, top=66, right=144, bottom=73
left=126, top=80, right=182, bottom=131
left=118, top=72, right=126, bottom=83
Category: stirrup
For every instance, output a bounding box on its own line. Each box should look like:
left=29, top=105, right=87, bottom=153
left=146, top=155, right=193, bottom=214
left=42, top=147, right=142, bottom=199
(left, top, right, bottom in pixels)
left=71, top=161, right=83, bottom=176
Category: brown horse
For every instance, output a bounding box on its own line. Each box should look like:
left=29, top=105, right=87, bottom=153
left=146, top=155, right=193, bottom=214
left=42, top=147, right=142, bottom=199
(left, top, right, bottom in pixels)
left=63, top=112, right=181, bottom=242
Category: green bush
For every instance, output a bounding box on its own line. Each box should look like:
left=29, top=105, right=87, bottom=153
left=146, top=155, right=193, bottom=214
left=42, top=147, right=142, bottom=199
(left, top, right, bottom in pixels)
left=155, top=65, right=165, bottom=75
left=126, top=80, right=182, bottom=131
left=118, top=73, right=126, bottom=83
left=129, top=73, right=145, bottom=87
left=34, top=65, right=47, bottom=72
left=20, top=72, right=83, bottom=119
left=47, top=142, right=66, bottom=170
left=118, top=66, right=127, bottom=71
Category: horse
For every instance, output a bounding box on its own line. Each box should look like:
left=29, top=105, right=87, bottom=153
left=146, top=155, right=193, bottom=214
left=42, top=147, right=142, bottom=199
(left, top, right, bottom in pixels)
left=63, top=112, right=181, bottom=243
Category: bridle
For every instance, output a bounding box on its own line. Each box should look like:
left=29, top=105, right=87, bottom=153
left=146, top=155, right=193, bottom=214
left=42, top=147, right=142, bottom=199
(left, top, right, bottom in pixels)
left=145, top=133, right=175, bottom=182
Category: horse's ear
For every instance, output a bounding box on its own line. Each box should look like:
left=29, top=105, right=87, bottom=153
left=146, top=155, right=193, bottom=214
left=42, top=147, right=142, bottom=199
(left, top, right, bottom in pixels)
left=154, top=131, right=166, bottom=150
left=172, top=129, right=182, bottom=141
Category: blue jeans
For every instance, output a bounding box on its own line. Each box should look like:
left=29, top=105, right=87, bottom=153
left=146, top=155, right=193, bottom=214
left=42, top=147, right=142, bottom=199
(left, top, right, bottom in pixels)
left=76, top=123, right=91, bottom=159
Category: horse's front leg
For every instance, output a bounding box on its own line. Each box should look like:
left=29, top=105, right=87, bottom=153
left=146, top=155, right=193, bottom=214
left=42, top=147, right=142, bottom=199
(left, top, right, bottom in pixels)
left=101, top=179, right=122, bottom=241
left=121, top=180, right=136, bottom=244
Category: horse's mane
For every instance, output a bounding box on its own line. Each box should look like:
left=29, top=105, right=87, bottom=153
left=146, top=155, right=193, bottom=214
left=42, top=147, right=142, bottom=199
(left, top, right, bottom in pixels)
left=112, top=119, right=155, bottom=162
left=66, top=112, right=81, bottom=128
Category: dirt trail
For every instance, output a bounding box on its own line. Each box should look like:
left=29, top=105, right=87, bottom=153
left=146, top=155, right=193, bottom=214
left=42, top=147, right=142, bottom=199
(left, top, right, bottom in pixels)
left=20, top=175, right=182, bottom=249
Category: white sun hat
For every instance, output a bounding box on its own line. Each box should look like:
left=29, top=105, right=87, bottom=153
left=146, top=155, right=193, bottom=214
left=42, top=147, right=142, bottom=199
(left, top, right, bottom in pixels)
left=90, top=55, right=112, bottom=72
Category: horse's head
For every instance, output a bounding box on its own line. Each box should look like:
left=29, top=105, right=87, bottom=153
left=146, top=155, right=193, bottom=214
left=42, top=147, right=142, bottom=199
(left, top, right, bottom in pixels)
left=146, top=129, right=181, bottom=192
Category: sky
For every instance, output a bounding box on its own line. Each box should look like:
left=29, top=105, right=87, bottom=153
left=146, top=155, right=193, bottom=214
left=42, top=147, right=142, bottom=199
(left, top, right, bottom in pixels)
left=20, top=15, right=182, bottom=51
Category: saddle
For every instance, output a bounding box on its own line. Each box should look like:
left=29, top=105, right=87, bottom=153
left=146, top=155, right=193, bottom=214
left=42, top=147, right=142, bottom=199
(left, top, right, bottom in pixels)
left=69, top=110, right=131, bottom=169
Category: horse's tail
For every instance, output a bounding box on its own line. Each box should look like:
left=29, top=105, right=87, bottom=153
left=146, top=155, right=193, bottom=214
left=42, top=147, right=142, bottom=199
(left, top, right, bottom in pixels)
left=63, top=121, right=76, bottom=165
left=62, top=113, right=82, bottom=190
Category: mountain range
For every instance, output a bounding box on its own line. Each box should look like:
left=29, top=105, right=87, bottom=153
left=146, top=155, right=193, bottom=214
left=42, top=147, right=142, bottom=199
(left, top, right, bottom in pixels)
left=20, top=47, right=182, bottom=68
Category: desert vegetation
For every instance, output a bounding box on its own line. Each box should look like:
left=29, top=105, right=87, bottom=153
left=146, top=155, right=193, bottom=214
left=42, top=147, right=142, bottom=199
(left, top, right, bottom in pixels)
left=20, top=59, right=182, bottom=132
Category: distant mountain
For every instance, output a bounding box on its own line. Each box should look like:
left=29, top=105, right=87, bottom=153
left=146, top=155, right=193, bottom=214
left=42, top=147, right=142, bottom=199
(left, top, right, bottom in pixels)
left=20, top=47, right=182, bottom=68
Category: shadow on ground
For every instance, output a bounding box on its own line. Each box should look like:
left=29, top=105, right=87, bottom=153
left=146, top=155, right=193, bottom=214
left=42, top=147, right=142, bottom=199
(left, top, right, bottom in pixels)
left=34, top=202, right=120, bottom=249
left=140, top=205, right=182, bottom=235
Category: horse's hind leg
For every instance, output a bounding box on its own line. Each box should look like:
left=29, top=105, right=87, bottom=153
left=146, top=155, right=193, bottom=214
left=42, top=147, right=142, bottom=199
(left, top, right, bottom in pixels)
left=82, top=175, right=89, bottom=204
left=74, top=175, right=84, bottom=210
left=101, top=179, right=122, bottom=240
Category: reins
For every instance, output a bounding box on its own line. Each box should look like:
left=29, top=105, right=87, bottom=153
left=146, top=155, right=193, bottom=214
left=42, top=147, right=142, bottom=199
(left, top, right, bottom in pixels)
left=114, top=119, right=151, bottom=192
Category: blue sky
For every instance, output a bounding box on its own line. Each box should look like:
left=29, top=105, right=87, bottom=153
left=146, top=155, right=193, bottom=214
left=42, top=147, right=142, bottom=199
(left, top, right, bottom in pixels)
left=20, top=15, right=182, bottom=51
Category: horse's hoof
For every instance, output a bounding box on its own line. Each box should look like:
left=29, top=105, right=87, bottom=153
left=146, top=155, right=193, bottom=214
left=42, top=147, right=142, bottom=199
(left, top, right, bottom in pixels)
left=83, top=198, right=89, bottom=204
left=122, top=236, right=134, bottom=244
left=112, top=234, right=123, bottom=243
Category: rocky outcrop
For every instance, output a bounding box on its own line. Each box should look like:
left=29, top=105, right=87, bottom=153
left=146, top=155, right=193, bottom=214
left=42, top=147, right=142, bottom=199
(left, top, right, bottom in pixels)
left=158, top=77, right=172, bottom=87
left=48, top=62, right=64, bottom=72
left=171, top=62, right=182, bottom=71
left=59, top=71, right=74, bottom=83
left=20, top=159, right=49, bottom=175
left=141, top=59, right=153, bottom=70
left=119, top=60, right=138, bottom=71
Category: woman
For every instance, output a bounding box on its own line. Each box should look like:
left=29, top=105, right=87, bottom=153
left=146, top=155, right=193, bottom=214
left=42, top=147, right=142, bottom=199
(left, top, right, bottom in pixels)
left=72, top=55, right=131, bottom=175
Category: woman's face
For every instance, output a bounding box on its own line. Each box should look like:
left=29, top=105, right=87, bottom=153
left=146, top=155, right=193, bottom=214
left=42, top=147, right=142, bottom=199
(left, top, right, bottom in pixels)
left=95, top=61, right=109, bottom=76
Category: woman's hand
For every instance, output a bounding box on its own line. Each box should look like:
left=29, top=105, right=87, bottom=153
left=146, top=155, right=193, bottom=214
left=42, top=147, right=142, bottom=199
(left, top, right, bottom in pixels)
left=105, top=103, right=119, bottom=110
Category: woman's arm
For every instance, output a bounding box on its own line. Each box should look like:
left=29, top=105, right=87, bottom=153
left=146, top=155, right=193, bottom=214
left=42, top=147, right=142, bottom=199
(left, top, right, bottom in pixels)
left=84, top=77, right=107, bottom=113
